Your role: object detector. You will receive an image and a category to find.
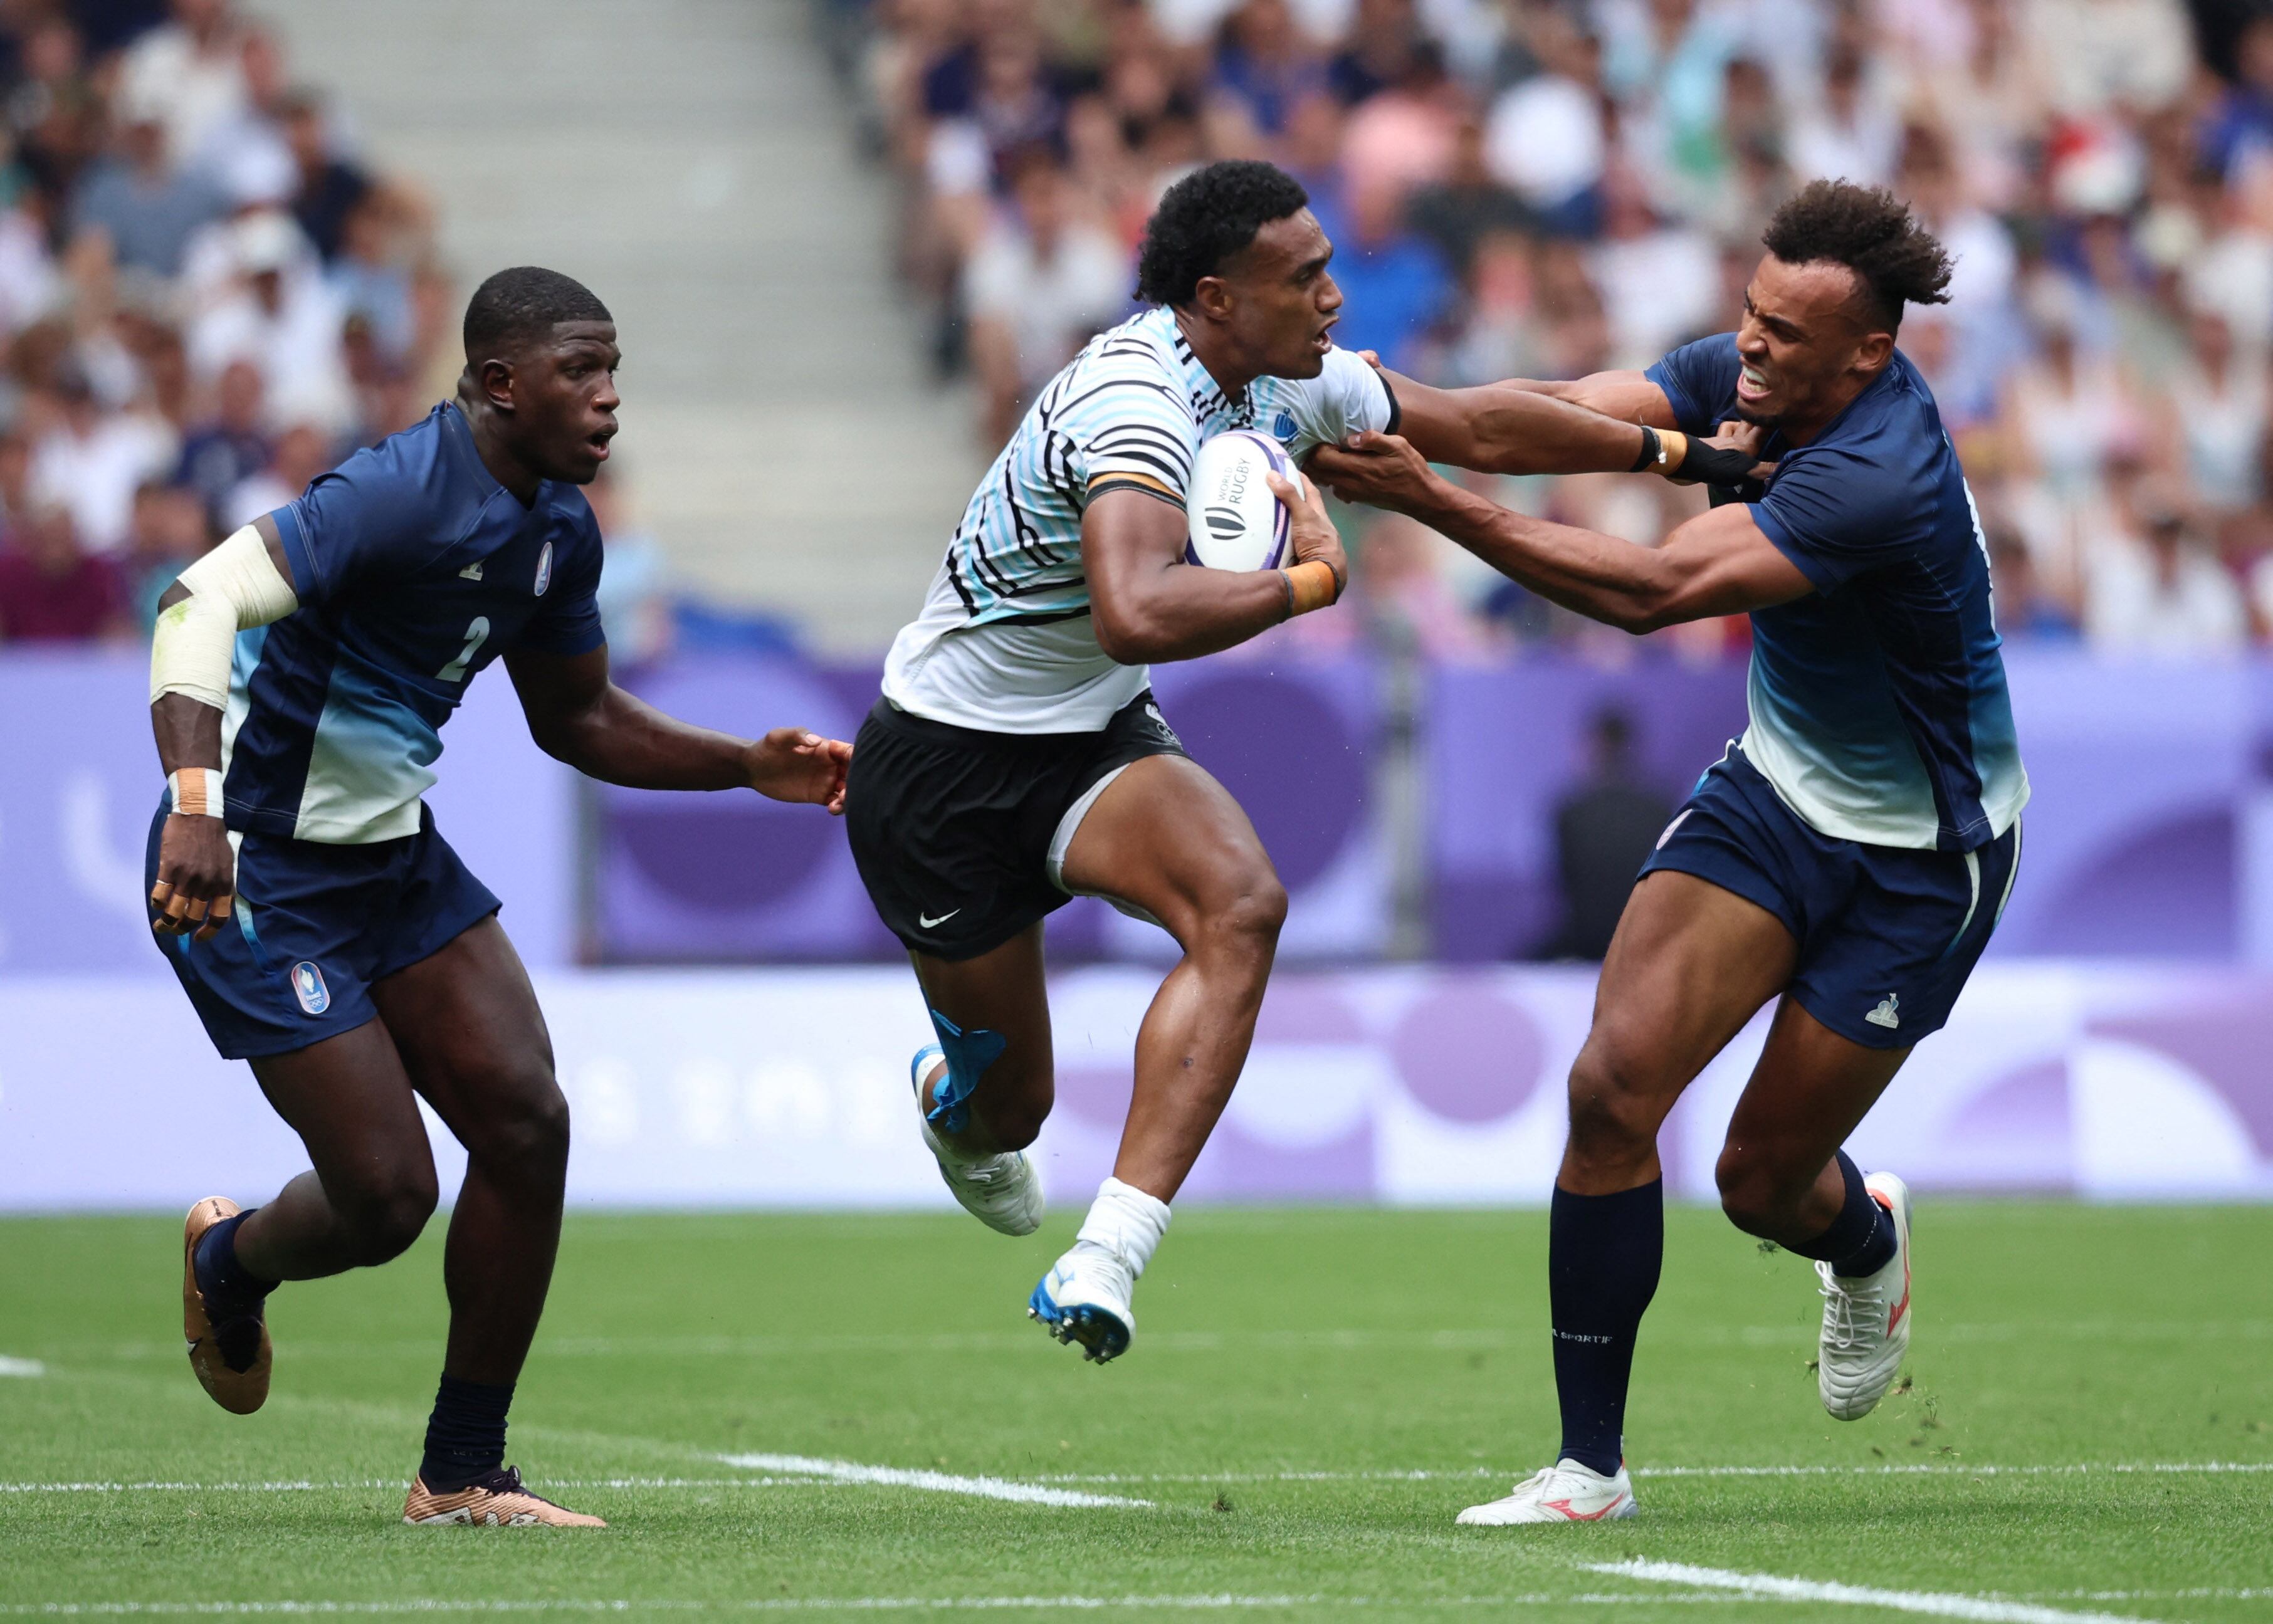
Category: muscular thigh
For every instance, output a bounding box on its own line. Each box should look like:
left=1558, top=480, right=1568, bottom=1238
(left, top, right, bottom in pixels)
left=1059, top=753, right=1279, bottom=945
left=1582, top=870, right=1800, bottom=1113
left=248, top=1018, right=436, bottom=1198
left=369, top=916, right=557, bottom=1136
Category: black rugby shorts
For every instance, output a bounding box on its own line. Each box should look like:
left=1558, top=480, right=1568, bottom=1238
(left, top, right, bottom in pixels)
left=843, top=689, right=1189, bottom=960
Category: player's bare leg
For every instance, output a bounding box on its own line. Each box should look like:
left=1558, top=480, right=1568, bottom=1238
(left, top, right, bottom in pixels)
left=1465, top=872, right=1793, bottom=1522
left=370, top=918, right=569, bottom=1388
left=1465, top=872, right=1917, bottom=1524
left=365, top=918, right=601, bottom=1525
left=1021, top=753, right=1284, bottom=1361
left=1060, top=754, right=1284, bottom=1198
left=1715, top=999, right=1909, bottom=1249
left=908, top=926, right=1054, bottom=1234
left=912, top=925, right=1055, bottom=1155
left=184, top=1022, right=438, bottom=1415
left=1712, top=1000, right=1916, bottom=1420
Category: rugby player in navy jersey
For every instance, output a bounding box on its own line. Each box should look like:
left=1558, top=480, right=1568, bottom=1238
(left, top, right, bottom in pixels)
left=1313, top=181, right=2028, bottom=1524
left=145, top=266, right=851, bottom=1527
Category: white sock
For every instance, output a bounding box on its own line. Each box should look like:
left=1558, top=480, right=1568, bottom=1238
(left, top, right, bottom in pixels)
left=1076, top=1176, right=1171, bottom=1277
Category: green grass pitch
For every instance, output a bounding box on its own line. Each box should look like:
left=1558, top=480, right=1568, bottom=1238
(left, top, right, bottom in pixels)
left=1, top=1203, right=2268, bottom=1620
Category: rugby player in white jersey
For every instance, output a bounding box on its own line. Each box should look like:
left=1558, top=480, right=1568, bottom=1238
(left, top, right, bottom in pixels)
left=844, top=160, right=1767, bottom=1361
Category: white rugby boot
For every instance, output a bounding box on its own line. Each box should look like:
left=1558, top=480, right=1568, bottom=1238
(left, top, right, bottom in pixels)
left=1817, top=1171, right=1913, bottom=1420
left=911, top=1045, right=1043, bottom=1236
left=1456, top=1459, right=1637, bottom=1526
left=1029, top=1240, right=1135, bottom=1363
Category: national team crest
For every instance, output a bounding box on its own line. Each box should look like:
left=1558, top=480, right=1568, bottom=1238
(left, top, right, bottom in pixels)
left=533, top=542, right=554, bottom=596
left=1273, top=410, right=1296, bottom=441
left=290, top=961, right=330, bottom=1015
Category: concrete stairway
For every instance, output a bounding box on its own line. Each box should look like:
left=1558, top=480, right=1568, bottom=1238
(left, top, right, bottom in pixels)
left=280, top=0, right=974, bottom=655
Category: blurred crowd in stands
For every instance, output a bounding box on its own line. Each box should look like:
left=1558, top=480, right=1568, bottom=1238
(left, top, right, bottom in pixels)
left=851, top=0, right=2273, bottom=659
left=0, top=0, right=450, bottom=647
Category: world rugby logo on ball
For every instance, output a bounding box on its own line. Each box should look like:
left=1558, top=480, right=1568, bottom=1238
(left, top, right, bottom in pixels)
left=1185, top=429, right=1296, bottom=572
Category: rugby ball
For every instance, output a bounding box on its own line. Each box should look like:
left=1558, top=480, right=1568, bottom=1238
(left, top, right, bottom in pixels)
left=1185, top=429, right=1298, bottom=572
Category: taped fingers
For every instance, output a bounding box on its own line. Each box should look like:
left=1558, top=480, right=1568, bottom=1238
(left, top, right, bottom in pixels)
left=150, top=879, right=234, bottom=940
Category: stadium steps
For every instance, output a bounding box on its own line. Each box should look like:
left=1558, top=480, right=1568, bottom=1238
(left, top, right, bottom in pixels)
left=283, top=0, right=972, bottom=655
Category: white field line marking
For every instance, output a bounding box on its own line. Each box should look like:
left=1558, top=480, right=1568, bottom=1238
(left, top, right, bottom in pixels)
left=46, top=1319, right=2273, bottom=1362
left=0, top=1598, right=1756, bottom=1615
left=2033, top=1591, right=2273, bottom=1603
left=1031, top=1462, right=2273, bottom=1484
left=1593, top=1560, right=2164, bottom=1624
left=0, top=1479, right=838, bottom=1494
left=8, top=1461, right=2267, bottom=1495
left=716, top=1454, right=1150, bottom=1509
left=0, top=1355, right=44, bottom=1376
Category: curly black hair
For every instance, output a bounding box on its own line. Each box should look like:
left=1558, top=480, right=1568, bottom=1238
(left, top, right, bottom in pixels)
left=463, top=266, right=612, bottom=362
left=1135, top=160, right=1310, bottom=307
left=1761, top=180, right=1952, bottom=333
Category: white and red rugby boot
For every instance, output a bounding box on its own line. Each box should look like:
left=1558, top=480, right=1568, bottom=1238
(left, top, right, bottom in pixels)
left=1817, top=1171, right=1914, bottom=1420
left=1454, top=1459, right=1637, bottom=1526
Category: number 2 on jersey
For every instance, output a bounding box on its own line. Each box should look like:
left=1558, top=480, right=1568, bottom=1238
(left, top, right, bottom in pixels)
left=438, top=616, right=490, bottom=682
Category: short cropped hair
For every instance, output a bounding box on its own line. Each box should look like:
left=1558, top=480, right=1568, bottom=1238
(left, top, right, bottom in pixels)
left=1135, top=160, right=1310, bottom=308
left=1761, top=180, right=1952, bottom=334
left=462, top=266, right=612, bottom=362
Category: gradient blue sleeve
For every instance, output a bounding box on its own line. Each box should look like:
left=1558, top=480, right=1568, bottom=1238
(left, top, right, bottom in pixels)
left=514, top=509, right=607, bottom=656
left=268, top=456, right=431, bottom=607
left=1643, top=333, right=1741, bottom=436
left=1749, top=448, right=1906, bottom=592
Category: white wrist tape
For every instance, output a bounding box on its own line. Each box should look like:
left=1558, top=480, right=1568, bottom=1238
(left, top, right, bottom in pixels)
left=150, top=525, right=300, bottom=710
left=168, top=768, right=227, bottom=819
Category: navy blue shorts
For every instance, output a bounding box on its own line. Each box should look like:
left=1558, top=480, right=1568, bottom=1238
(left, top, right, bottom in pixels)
left=1637, top=747, right=2020, bottom=1050
left=146, top=802, right=501, bottom=1061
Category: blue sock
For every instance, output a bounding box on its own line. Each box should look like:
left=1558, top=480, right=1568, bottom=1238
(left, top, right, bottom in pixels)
left=1788, top=1151, right=1896, bottom=1277
left=1549, top=1178, right=1662, bottom=1478
left=420, top=1375, right=514, bottom=1492
left=191, top=1210, right=276, bottom=1319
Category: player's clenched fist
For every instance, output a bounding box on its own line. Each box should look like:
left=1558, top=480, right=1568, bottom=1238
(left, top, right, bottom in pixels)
left=150, top=813, right=236, bottom=941
left=744, top=728, right=853, bottom=815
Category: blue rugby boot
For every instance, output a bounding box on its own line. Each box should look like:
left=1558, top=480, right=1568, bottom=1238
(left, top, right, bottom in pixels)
left=1029, top=1241, right=1134, bottom=1363
left=911, top=1045, right=1043, bottom=1236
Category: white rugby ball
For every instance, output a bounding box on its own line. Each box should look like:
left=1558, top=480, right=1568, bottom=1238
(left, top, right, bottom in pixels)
left=1185, top=429, right=1298, bottom=572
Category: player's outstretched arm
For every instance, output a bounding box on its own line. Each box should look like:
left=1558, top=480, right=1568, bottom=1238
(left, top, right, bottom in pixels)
left=1083, top=473, right=1345, bottom=665
left=147, top=514, right=301, bottom=940
left=1315, top=359, right=1764, bottom=487
left=1318, top=429, right=1809, bottom=632
left=505, top=646, right=851, bottom=814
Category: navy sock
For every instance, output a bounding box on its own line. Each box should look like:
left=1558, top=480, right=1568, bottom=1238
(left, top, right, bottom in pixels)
left=1787, top=1151, right=1896, bottom=1277
left=1549, top=1179, right=1663, bottom=1477
left=191, top=1211, right=277, bottom=1319
left=419, top=1376, right=514, bottom=1492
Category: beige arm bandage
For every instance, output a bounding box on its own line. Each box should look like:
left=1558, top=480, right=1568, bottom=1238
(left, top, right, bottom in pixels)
left=149, top=525, right=301, bottom=710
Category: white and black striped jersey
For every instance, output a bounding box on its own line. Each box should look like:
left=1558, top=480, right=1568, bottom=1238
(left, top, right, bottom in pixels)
left=881, top=305, right=1395, bottom=733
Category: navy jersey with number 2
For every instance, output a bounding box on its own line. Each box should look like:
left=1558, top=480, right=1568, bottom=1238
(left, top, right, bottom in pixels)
left=222, top=400, right=606, bottom=844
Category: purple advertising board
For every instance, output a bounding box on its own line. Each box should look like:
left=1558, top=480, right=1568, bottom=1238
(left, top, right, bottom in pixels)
left=592, top=650, right=1388, bottom=963
left=3, top=962, right=2267, bottom=1208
